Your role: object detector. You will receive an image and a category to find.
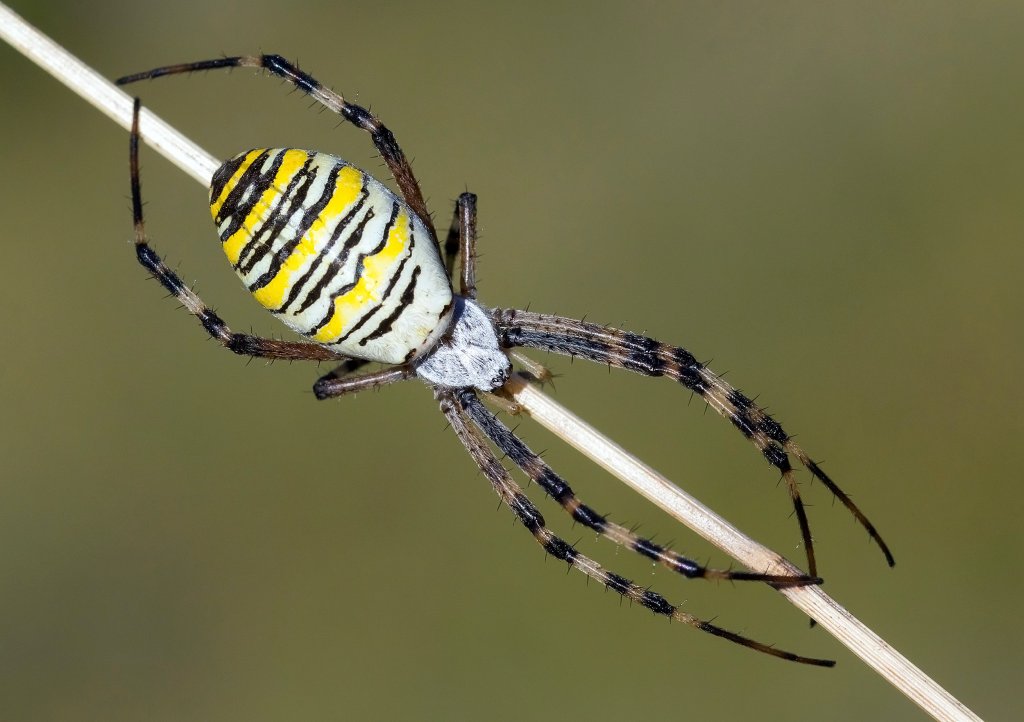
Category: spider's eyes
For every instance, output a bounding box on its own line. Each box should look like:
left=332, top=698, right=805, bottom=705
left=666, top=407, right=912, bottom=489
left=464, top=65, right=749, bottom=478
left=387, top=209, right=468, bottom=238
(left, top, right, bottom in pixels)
left=492, top=365, right=511, bottom=388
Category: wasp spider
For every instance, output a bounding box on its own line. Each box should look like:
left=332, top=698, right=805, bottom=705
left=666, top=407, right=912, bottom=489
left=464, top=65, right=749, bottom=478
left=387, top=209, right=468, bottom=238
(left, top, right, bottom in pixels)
left=117, top=55, right=893, bottom=667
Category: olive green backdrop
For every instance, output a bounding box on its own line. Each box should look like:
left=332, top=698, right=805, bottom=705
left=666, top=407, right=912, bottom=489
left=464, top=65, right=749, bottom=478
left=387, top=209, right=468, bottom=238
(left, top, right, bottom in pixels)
left=2, top=2, right=1021, bottom=720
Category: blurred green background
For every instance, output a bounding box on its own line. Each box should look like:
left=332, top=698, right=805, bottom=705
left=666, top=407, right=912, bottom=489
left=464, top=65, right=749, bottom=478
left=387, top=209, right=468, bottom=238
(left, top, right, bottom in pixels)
left=2, top=2, right=1022, bottom=720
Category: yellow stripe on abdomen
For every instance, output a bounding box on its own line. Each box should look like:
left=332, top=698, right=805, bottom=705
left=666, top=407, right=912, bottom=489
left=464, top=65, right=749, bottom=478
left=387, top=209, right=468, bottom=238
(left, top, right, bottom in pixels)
left=252, top=165, right=364, bottom=310
left=312, top=209, right=411, bottom=343
left=219, top=149, right=310, bottom=266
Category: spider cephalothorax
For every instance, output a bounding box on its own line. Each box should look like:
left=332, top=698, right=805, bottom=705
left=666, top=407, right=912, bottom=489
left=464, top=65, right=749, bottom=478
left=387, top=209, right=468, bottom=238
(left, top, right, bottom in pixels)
left=118, top=55, right=893, bottom=667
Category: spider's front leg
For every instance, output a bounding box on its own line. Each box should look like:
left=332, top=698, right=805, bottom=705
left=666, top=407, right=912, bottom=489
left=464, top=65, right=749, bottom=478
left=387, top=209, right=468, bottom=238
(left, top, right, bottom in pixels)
left=458, top=389, right=820, bottom=587
left=492, top=308, right=896, bottom=578
left=438, top=387, right=834, bottom=667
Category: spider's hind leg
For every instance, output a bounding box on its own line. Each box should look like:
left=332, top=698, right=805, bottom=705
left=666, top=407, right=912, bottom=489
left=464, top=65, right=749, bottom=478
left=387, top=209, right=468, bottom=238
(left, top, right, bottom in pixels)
left=118, top=55, right=438, bottom=243
left=127, top=98, right=348, bottom=364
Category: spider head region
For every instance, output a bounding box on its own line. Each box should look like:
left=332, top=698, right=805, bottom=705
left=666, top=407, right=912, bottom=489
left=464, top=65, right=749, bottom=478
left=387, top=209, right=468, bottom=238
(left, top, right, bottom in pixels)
left=415, top=296, right=511, bottom=391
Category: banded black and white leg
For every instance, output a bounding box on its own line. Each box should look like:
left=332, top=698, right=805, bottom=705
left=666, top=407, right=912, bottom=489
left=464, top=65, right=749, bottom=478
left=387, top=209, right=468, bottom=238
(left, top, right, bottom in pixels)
left=491, top=308, right=896, bottom=578
left=117, top=54, right=438, bottom=243
left=442, top=192, right=479, bottom=298
left=129, top=98, right=349, bottom=365
left=441, top=193, right=554, bottom=385
left=438, top=387, right=834, bottom=667
left=458, top=389, right=821, bottom=587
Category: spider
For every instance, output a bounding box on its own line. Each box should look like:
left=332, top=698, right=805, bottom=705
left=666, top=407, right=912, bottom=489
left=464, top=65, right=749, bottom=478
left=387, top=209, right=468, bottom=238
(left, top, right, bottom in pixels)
left=117, top=55, right=893, bottom=668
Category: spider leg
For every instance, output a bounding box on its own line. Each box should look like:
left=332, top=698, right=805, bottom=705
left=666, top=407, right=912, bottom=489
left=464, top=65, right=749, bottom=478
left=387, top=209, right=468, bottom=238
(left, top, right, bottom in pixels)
left=117, top=55, right=437, bottom=242
left=313, top=364, right=414, bottom=400
left=319, top=359, right=372, bottom=379
left=438, top=387, right=834, bottom=667
left=442, top=192, right=478, bottom=298
left=492, top=308, right=896, bottom=575
left=128, top=98, right=346, bottom=363
left=442, top=202, right=460, bottom=277
left=508, top=350, right=555, bottom=385
left=457, top=389, right=820, bottom=587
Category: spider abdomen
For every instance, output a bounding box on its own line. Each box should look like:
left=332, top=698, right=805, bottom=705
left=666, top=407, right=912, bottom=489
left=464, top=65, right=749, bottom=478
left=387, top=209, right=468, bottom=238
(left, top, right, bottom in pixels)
left=209, top=148, right=453, bottom=364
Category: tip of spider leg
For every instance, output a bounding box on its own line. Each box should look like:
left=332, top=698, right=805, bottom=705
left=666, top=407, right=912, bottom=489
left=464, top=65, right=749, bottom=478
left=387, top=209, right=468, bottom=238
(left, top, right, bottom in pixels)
left=769, top=572, right=823, bottom=589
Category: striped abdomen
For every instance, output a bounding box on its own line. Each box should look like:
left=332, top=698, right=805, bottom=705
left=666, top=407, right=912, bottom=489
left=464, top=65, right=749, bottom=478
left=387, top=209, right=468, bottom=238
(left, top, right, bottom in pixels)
left=209, top=149, right=453, bottom=364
